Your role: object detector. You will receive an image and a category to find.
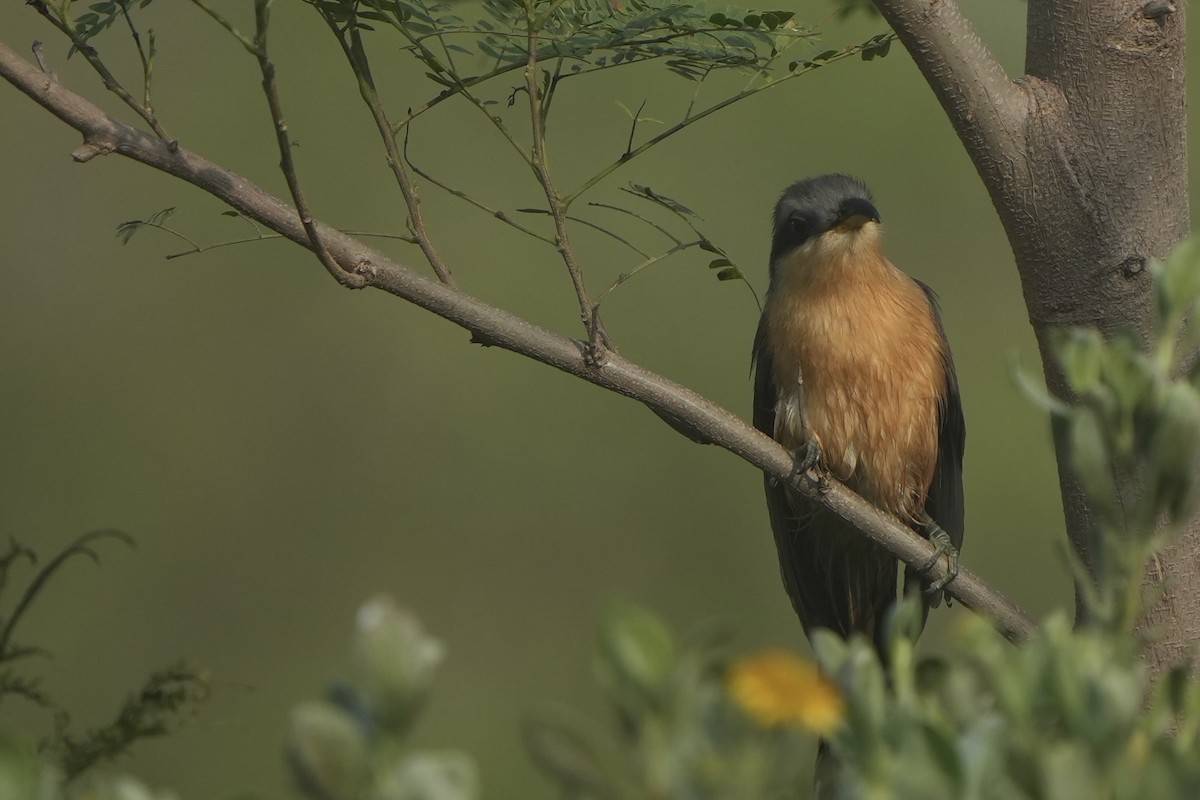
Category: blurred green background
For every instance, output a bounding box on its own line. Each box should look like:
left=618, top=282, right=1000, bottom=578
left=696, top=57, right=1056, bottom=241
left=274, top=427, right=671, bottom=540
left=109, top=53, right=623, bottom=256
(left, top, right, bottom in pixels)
left=0, top=1, right=1193, bottom=797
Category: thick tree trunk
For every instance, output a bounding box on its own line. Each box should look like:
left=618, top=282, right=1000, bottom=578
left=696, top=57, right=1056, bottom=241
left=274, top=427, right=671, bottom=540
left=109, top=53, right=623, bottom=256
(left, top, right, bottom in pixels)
left=1019, top=1, right=1192, bottom=673
left=876, top=0, right=1190, bottom=675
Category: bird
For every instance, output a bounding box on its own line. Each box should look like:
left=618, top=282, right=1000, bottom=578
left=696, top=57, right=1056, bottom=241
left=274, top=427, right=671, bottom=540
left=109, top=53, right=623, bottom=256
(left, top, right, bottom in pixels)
left=752, top=174, right=965, bottom=660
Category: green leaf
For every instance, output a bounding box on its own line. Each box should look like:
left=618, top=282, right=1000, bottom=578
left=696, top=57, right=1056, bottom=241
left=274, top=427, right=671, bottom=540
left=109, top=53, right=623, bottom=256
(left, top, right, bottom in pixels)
left=0, top=737, right=43, bottom=800
left=708, top=258, right=732, bottom=269
left=1010, top=353, right=1071, bottom=415
left=594, top=598, right=675, bottom=710
left=522, top=710, right=617, bottom=795
left=1068, top=411, right=1115, bottom=520
left=424, top=71, right=456, bottom=87
left=287, top=702, right=368, bottom=800
left=862, top=38, right=891, bottom=60
left=1147, top=382, right=1200, bottom=521
left=716, top=267, right=743, bottom=281
left=374, top=751, right=479, bottom=800
left=353, top=595, right=445, bottom=733
left=1057, top=328, right=1105, bottom=395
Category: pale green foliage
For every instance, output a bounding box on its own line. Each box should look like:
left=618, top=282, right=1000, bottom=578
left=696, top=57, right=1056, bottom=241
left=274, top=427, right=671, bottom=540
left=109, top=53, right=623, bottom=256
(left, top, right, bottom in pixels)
left=812, top=610, right=1200, bottom=800
left=286, top=596, right=476, bottom=800
left=526, top=599, right=813, bottom=800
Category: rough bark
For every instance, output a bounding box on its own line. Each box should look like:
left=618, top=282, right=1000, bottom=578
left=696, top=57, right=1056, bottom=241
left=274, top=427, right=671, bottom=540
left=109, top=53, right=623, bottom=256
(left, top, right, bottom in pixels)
left=875, top=0, right=1191, bottom=674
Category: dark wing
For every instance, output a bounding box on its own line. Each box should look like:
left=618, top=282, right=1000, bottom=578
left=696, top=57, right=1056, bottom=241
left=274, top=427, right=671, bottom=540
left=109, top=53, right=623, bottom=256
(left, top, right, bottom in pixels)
left=753, top=314, right=811, bottom=624
left=905, top=282, right=966, bottom=609
left=751, top=314, right=776, bottom=436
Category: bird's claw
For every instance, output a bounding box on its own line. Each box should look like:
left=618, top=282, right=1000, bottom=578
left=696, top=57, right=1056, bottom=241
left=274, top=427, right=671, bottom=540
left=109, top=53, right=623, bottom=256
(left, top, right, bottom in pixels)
left=919, top=522, right=959, bottom=595
left=791, top=438, right=823, bottom=474
left=787, top=439, right=828, bottom=491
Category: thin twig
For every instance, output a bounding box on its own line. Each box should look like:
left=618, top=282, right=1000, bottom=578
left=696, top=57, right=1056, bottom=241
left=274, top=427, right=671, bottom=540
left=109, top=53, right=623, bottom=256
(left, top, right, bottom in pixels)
left=403, top=129, right=555, bottom=246
left=121, top=219, right=200, bottom=251
left=0, top=539, right=37, bottom=599
left=27, top=0, right=173, bottom=144
left=597, top=238, right=704, bottom=302
left=163, top=230, right=419, bottom=260
left=187, top=0, right=257, bottom=51
left=251, top=0, right=364, bottom=289
left=563, top=40, right=888, bottom=207
left=525, top=15, right=609, bottom=356
left=0, top=530, right=134, bottom=659
left=326, top=14, right=457, bottom=285
left=117, top=2, right=155, bottom=114
left=360, top=0, right=536, bottom=171
left=541, top=56, right=565, bottom=124
left=617, top=185, right=763, bottom=310
left=624, top=98, right=647, bottom=155
left=589, top=201, right=681, bottom=244
left=565, top=214, right=650, bottom=258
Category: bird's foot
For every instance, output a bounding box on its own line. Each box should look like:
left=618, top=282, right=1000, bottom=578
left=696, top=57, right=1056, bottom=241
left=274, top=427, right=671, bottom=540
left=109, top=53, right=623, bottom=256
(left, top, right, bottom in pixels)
left=787, top=439, right=827, bottom=491
left=919, top=521, right=959, bottom=595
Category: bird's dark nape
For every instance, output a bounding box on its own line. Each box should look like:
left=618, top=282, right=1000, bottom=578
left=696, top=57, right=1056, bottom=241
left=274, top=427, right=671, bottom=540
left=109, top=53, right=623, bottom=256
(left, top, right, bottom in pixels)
left=768, top=173, right=879, bottom=267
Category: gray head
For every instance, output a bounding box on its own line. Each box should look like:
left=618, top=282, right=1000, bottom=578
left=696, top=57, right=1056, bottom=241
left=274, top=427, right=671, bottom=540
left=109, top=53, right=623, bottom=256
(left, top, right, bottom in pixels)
left=769, top=174, right=881, bottom=269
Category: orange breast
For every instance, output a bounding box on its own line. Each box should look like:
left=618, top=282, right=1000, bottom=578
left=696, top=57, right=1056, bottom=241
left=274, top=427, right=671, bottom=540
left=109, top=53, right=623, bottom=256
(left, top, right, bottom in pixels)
left=766, top=247, right=946, bottom=519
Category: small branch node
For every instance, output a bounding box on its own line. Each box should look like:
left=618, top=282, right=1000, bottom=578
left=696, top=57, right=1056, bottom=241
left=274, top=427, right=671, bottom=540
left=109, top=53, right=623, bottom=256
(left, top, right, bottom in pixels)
left=352, top=258, right=377, bottom=280
left=72, top=139, right=115, bottom=162
left=31, top=40, right=50, bottom=75
left=1142, top=0, right=1176, bottom=20
left=470, top=330, right=503, bottom=348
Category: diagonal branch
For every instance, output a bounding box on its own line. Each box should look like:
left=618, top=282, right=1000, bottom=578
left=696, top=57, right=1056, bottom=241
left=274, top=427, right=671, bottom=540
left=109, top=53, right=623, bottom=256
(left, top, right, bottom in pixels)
left=0, top=40, right=1036, bottom=644
left=870, top=0, right=1028, bottom=191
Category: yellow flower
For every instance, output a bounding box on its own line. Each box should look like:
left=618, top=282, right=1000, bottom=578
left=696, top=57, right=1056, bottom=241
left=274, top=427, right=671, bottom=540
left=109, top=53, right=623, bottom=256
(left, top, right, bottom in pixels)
left=727, top=649, right=845, bottom=735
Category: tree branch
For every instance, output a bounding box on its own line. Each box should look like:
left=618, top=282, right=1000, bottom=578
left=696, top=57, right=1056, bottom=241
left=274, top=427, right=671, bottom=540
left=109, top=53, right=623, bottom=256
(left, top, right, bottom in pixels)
left=0, top=39, right=1036, bottom=644
left=870, top=0, right=1028, bottom=192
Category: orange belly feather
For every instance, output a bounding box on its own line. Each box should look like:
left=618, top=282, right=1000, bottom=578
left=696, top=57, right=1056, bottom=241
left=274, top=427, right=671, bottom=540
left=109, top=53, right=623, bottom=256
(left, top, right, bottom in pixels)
left=765, top=243, right=946, bottom=520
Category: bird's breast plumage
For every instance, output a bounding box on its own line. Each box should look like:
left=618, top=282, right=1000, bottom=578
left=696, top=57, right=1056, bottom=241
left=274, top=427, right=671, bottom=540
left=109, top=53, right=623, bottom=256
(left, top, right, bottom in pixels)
left=764, top=246, right=947, bottom=519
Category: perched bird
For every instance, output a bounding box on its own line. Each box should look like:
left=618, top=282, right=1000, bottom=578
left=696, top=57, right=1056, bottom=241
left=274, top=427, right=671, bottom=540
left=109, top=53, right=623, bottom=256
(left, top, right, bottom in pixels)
left=752, top=174, right=965, bottom=658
